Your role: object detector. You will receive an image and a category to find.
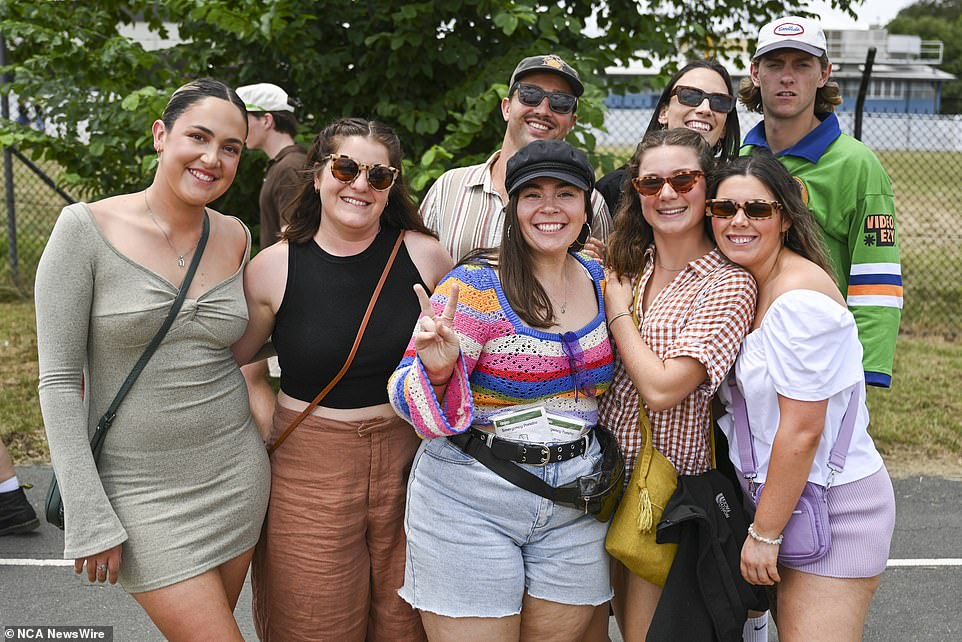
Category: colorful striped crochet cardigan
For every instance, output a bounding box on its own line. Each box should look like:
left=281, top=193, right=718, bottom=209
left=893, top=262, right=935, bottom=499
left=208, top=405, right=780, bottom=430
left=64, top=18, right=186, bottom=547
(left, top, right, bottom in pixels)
left=388, top=254, right=614, bottom=439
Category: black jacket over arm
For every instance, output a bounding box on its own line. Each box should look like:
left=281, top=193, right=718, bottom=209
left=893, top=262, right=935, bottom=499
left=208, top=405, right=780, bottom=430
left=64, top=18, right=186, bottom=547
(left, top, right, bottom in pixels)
left=648, top=470, right=769, bottom=642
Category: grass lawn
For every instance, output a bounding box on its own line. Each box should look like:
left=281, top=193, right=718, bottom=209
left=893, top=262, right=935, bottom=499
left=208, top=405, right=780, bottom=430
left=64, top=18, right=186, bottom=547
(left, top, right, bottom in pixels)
left=1, top=299, right=960, bottom=477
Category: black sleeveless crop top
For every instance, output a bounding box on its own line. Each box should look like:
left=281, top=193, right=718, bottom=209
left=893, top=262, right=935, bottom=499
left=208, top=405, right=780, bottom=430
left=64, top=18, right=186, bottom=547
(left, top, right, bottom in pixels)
left=272, top=227, right=426, bottom=408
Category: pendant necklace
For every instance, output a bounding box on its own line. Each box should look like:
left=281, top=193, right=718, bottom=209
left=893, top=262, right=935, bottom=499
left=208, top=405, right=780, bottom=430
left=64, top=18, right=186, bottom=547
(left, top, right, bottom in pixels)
left=144, top=190, right=199, bottom=268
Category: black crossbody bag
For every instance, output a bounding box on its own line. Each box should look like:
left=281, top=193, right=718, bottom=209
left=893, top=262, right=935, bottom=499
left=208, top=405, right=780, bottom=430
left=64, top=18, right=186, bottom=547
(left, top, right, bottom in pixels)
left=45, top=213, right=210, bottom=530
left=449, top=425, right=625, bottom=522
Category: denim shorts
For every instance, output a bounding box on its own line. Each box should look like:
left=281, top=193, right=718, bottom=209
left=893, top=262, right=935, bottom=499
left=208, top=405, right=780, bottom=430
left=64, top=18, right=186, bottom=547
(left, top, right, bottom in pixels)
left=398, top=433, right=613, bottom=618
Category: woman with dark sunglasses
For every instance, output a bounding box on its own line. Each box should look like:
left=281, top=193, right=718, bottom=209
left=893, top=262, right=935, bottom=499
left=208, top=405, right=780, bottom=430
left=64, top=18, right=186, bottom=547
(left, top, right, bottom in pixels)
left=598, top=128, right=758, bottom=641
left=388, top=140, right=616, bottom=641
left=596, top=58, right=741, bottom=215
left=709, top=152, right=895, bottom=642
left=232, top=117, right=452, bottom=641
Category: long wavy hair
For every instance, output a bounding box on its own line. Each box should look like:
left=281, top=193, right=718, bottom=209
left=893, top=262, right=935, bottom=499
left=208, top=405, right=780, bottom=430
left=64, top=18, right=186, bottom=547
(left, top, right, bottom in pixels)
left=281, top=117, right=435, bottom=243
left=739, top=53, right=843, bottom=114
left=606, top=128, right=715, bottom=276
left=707, top=149, right=834, bottom=274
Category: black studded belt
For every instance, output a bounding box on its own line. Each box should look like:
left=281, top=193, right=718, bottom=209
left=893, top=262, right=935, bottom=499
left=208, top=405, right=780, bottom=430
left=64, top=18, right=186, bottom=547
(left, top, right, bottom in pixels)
left=452, top=426, right=592, bottom=466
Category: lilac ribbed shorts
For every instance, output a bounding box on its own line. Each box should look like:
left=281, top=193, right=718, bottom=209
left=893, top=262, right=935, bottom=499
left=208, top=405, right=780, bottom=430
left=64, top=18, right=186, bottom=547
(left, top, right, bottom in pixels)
left=742, top=465, right=896, bottom=578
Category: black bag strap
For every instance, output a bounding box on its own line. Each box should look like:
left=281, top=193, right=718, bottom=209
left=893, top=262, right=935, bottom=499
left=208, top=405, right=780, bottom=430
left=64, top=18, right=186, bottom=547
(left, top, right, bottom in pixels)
left=89, top=211, right=210, bottom=449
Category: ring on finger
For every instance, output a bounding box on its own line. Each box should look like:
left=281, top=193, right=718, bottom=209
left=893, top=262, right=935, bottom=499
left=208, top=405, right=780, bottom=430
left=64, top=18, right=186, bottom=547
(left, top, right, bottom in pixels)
left=439, top=313, right=454, bottom=321
left=96, top=564, right=108, bottom=573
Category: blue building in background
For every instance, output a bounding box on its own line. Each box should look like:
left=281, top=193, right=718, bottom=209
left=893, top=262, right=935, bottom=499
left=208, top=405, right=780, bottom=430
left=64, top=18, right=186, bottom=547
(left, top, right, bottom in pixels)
left=605, top=27, right=955, bottom=115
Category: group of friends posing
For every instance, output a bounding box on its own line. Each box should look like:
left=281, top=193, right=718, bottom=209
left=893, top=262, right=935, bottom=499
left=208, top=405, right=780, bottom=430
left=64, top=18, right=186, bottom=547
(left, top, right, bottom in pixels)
left=35, top=14, right=901, bottom=642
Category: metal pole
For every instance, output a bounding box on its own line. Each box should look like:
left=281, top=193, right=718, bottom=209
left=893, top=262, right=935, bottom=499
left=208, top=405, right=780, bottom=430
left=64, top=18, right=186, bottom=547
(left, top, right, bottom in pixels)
left=1, top=33, right=18, bottom=277
left=854, top=47, right=877, bottom=142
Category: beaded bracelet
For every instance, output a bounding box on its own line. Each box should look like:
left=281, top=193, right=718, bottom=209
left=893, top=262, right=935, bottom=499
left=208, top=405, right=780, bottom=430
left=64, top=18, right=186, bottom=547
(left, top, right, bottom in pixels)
left=748, top=523, right=784, bottom=546
left=607, top=311, right=632, bottom=330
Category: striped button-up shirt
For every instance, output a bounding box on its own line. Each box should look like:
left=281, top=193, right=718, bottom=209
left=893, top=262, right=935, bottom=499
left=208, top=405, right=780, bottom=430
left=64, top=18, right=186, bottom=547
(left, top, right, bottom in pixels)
left=599, top=247, right=757, bottom=478
left=420, top=151, right=613, bottom=261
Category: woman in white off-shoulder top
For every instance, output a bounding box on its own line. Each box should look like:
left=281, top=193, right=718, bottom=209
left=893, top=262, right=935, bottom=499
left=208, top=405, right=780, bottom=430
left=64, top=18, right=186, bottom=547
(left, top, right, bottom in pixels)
left=708, top=150, right=895, bottom=642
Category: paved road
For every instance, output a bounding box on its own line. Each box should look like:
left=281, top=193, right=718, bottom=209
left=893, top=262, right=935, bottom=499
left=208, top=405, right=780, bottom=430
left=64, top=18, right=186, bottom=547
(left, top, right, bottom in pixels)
left=1, top=465, right=960, bottom=641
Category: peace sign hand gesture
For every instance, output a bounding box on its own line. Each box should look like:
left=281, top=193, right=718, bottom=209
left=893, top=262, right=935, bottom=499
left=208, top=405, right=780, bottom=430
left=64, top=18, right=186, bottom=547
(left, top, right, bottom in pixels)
left=413, top=283, right=460, bottom=386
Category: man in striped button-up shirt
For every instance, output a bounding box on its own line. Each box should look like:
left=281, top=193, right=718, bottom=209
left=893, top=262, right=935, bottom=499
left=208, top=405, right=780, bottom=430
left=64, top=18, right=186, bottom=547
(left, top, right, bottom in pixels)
left=420, top=54, right=612, bottom=262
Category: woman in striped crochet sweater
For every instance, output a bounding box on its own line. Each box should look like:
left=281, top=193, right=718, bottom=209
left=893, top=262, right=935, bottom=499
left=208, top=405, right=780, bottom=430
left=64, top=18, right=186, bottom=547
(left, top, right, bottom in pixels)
left=389, top=140, right=615, bottom=642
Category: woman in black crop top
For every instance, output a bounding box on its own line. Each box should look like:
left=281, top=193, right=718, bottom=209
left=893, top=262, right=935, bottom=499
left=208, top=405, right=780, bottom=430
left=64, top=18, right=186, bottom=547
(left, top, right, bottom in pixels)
left=232, top=118, right=452, bottom=641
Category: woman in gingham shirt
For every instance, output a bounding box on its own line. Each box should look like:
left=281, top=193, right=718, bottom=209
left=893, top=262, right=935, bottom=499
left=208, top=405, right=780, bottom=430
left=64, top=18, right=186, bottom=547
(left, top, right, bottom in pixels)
left=599, top=128, right=757, bottom=639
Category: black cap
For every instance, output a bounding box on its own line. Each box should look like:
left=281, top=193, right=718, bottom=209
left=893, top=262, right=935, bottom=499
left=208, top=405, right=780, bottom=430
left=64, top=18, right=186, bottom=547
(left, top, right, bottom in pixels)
left=509, top=54, right=584, bottom=97
left=505, top=140, right=595, bottom=196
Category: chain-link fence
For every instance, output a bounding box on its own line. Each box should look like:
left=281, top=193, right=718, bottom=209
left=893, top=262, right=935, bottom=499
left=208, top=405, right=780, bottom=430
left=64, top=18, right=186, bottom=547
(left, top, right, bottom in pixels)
left=597, top=109, right=962, bottom=336
left=0, top=148, right=72, bottom=298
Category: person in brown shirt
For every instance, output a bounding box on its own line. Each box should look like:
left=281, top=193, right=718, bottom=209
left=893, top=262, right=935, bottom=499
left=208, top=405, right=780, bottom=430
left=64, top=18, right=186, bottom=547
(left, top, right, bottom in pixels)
left=236, top=83, right=308, bottom=437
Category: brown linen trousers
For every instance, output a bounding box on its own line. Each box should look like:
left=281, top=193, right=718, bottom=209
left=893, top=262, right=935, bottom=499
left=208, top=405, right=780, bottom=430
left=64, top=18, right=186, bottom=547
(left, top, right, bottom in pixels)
left=252, top=405, right=426, bottom=641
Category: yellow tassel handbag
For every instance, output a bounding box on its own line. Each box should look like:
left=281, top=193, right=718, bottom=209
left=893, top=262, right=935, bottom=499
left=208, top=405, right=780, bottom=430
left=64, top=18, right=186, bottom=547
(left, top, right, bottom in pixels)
left=604, top=408, right=678, bottom=587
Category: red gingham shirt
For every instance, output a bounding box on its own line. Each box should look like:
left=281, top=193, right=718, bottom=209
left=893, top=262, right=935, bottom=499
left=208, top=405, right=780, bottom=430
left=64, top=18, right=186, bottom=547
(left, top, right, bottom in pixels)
left=599, top=247, right=757, bottom=477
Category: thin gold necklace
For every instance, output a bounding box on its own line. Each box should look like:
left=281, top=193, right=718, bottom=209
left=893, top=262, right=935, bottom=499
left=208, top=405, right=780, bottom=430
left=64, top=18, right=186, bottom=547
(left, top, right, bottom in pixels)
left=144, top=190, right=199, bottom=268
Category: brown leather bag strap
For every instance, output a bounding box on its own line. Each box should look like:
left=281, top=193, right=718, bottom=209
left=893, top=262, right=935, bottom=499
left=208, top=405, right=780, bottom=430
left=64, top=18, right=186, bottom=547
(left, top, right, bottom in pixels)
left=267, top=230, right=406, bottom=454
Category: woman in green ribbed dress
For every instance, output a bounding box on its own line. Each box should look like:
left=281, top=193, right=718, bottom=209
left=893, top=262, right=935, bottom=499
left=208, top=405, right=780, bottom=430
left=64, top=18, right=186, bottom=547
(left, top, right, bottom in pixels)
left=35, top=78, right=270, bottom=640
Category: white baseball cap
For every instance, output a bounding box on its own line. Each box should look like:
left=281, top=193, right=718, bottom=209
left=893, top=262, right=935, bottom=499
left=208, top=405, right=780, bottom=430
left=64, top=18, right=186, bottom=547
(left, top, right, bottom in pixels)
left=754, top=16, right=827, bottom=59
left=235, top=83, right=294, bottom=113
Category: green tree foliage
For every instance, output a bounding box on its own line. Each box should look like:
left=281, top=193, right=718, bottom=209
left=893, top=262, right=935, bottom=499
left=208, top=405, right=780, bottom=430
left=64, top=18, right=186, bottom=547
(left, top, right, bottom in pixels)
left=888, top=0, right=962, bottom=114
left=0, top=0, right=849, bottom=231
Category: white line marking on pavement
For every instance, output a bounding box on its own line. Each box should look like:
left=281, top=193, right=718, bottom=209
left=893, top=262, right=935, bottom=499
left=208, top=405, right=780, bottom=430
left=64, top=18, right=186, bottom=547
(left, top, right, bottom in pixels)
left=887, top=558, right=962, bottom=567
left=0, top=558, right=73, bottom=566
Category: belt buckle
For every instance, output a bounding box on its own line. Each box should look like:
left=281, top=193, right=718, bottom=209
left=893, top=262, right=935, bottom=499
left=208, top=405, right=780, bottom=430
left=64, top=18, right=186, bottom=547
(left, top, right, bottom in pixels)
left=526, top=444, right=550, bottom=466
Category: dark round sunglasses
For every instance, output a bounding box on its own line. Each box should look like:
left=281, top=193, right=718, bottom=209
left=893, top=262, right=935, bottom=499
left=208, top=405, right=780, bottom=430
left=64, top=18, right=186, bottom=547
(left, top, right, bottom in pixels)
left=705, top=199, right=781, bottom=220
left=323, top=154, right=399, bottom=192
left=514, top=82, right=578, bottom=115
left=631, top=170, right=704, bottom=197
left=671, top=85, right=736, bottom=114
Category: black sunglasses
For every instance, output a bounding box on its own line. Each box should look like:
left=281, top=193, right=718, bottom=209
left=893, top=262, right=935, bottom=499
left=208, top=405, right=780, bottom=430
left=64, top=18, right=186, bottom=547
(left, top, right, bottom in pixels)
left=513, top=82, right=578, bottom=115
left=705, top=199, right=781, bottom=220
left=671, top=85, right=736, bottom=114
left=323, top=154, right=399, bottom=192
left=631, top=170, right=704, bottom=197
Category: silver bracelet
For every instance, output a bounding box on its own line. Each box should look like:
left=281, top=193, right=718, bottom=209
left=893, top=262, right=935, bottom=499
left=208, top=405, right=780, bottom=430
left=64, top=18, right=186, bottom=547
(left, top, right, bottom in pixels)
left=607, top=311, right=632, bottom=330
left=748, top=523, right=784, bottom=546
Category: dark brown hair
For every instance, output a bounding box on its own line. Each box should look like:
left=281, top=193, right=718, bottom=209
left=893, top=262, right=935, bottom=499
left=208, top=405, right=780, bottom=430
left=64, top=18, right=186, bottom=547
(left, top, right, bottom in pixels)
left=707, top=149, right=834, bottom=274
left=606, top=128, right=715, bottom=276
left=281, top=118, right=435, bottom=243
left=251, top=109, right=298, bottom=137
left=161, top=78, right=248, bottom=133
left=739, top=53, right=843, bottom=114
left=460, top=189, right=593, bottom=329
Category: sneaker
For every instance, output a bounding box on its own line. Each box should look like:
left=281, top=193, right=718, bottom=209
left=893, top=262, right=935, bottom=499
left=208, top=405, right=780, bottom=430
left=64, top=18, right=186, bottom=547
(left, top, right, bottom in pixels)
left=0, top=486, right=40, bottom=535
